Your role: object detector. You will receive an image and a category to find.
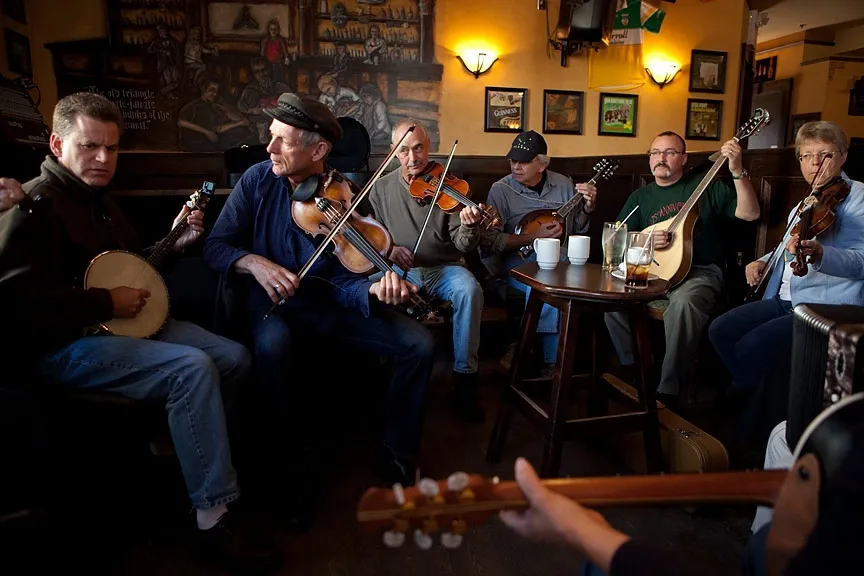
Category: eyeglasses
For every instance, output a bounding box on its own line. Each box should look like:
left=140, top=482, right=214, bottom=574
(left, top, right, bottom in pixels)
left=648, top=149, right=683, bottom=158
left=797, top=151, right=834, bottom=163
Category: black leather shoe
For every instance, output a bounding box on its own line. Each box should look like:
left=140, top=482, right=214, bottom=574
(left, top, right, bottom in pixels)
left=451, top=372, right=485, bottom=424
left=199, top=509, right=283, bottom=572
left=373, top=447, right=417, bottom=487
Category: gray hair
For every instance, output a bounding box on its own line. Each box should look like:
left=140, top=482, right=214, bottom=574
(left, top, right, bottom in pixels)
left=297, top=127, right=331, bottom=154
left=536, top=154, right=551, bottom=168
left=795, top=121, right=848, bottom=157
left=391, top=118, right=429, bottom=144
left=53, top=92, right=123, bottom=137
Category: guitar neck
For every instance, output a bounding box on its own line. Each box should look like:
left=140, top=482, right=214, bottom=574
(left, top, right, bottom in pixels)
left=557, top=174, right=598, bottom=219
left=667, top=154, right=729, bottom=233
left=494, top=470, right=785, bottom=509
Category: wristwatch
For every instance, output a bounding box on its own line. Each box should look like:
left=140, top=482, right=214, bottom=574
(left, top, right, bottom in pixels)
left=732, top=169, right=749, bottom=180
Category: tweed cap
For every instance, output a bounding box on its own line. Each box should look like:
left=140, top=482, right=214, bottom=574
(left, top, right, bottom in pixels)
left=263, top=92, right=343, bottom=144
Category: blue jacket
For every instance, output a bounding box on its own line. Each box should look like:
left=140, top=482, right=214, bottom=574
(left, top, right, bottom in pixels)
left=761, top=173, right=864, bottom=307
left=203, top=160, right=373, bottom=317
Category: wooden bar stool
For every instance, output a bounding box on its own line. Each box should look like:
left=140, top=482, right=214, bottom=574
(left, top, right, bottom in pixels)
left=486, top=262, right=670, bottom=478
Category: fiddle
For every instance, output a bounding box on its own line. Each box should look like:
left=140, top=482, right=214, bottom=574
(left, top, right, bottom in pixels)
left=790, top=175, right=850, bottom=276
left=407, top=162, right=501, bottom=229
left=291, top=169, right=446, bottom=322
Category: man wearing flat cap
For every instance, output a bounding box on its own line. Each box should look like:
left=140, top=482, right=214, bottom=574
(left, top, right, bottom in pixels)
left=204, top=93, right=434, bottom=492
left=482, top=131, right=597, bottom=377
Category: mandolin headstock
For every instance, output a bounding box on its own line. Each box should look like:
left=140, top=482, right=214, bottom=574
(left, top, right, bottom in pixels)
left=734, top=108, right=771, bottom=142
left=357, top=472, right=517, bottom=550
left=592, top=158, right=620, bottom=181
left=187, top=181, right=215, bottom=212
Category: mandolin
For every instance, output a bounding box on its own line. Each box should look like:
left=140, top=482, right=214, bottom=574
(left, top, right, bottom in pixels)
left=358, top=390, right=864, bottom=571
left=649, top=109, right=770, bottom=288
left=83, top=181, right=215, bottom=338
left=515, top=159, right=619, bottom=258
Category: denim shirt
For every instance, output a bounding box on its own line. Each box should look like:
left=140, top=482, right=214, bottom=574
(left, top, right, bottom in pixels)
left=761, top=173, right=864, bottom=307
left=203, top=160, right=372, bottom=316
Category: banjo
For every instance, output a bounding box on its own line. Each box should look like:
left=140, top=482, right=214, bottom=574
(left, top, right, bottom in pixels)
left=83, top=181, right=215, bottom=339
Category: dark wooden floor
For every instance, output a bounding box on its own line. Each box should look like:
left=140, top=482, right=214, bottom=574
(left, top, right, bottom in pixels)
left=1, top=324, right=756, bottom=575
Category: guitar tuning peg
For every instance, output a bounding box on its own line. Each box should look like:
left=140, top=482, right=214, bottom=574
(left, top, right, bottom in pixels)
left=383, top=530, right=406, bottom=548
left=446, top=471, right=470, bottom=492
left=393, top=483, right=406, bottom=506
left=440, top=532, right=463, bottom=549
left=418, top=477, right=440, bottom=498
left=413, top=528, right=434, bottom=550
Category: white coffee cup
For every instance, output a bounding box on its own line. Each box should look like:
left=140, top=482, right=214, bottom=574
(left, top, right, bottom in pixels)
left=533, top=238, right=560, bottom=270
left=568, top=235, right=590, bottom=265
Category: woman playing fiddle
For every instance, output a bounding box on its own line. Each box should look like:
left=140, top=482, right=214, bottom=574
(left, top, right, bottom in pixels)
left=365, top=119, right=487, bottom=424
left=708, top=121, right=864, bottom=456
left=203, top=93, right=435, bottom=494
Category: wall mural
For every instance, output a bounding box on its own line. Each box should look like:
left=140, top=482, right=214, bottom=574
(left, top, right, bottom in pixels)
left=49, top=0, right=442, bottom=153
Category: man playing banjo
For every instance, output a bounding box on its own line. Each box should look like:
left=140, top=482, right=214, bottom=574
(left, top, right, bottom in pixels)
left=0, top=92, right=280, bottom=569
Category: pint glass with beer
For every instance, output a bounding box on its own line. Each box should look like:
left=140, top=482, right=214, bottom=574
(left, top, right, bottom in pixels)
left=625, top=232, right=653, bottom=289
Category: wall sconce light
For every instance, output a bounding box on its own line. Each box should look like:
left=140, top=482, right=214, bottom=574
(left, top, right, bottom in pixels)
left=457, top=50, right=499, bottom=79
left=645, top=63, right=680, bottom=89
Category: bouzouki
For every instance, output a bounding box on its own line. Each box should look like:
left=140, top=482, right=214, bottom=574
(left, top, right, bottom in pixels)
left=515, top=159, right=619, bottom=258
left=357, top=391, right=864, bottom=572
left=649, top=109, right=770, bottom=288
left=83, top=181, right=215, bottom=339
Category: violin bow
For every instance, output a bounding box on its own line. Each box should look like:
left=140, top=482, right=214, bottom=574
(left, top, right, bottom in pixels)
left=263, top=125, right=416, bottom=319
left=402, top=139, right=459, bottom=281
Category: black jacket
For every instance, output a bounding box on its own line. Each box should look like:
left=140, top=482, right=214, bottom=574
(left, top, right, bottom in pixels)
left=0, top=157, right=144, bottom=356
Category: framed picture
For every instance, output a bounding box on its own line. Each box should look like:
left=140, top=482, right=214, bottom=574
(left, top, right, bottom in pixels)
left=754, top=55, right=777, bottom=83
left=598, top=92, right=638, bottom=137
left=4, top=28, right=32, bottom=78
left=1, top=0, right=27, bottom=25
left=689, top=50, right=727, bottom=94
left=685, top=99, right=723, bottom=141
left=788, top=112, right=821, bottom=145
left=543, top=89, right=584, bottom=135
left=484, top=87, right=527, bottom=133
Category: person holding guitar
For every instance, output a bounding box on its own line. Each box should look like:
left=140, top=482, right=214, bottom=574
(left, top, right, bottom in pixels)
left=0, top=93, right=281, bottom=569
left=364, top=119, right=487, bottom=424
left=709, top=121, right=864, bottom=445
left=203, top=93, right=434, bottom=489
left=483, top=131, right=596, bottom=375
left=605, top=131, right=759, bottom=405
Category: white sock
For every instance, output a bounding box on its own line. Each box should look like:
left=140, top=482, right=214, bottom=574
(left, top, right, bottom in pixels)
left=196, top=503, right=228, bottom=530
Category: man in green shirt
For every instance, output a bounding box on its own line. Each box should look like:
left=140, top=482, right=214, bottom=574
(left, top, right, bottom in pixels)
left=605, top=131, right=760, bottom=403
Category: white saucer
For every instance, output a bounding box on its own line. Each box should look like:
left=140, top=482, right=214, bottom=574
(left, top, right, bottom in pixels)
left=611, top=269, right=659, bottom=281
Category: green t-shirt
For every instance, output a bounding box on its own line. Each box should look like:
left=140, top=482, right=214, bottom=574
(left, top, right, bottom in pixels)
left=616, top=173, right=738, bottom=266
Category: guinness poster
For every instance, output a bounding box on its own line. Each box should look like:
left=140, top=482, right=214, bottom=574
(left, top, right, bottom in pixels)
left=485, top=87, right=527, bottom=133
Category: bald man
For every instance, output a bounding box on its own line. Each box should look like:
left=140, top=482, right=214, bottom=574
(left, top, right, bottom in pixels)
left=366, top=119, right=488, bottom=423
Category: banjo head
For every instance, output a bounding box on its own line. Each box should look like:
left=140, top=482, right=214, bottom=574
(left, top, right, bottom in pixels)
left=84, top=250, right=170, bottom=339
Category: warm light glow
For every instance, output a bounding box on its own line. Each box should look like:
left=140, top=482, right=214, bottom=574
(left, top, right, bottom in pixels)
left=456, top=48, right=499, bottom=79
left=644, top=60, right=681, bottom=89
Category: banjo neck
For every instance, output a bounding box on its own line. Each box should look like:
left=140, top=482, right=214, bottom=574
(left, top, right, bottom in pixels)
left=145, top=181, right=215, bottom=270
left=664, top=153, right=728, bottom=235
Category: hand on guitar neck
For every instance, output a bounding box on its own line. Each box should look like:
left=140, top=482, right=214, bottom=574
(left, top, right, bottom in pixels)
left=171, top=205, right=206, bottom=252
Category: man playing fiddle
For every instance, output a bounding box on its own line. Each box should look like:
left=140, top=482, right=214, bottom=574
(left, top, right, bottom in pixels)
left=709, top=121, right=864, bottom=447
left=203, top=93, right=434, bottom=489
left=365, top=119, right=487, bottom=423
left=605, top=131, right=760, bottom=405
left=483, top=131, right=596, bottom=375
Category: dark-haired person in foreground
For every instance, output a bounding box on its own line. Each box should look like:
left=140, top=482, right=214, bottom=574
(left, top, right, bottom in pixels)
left=0, top=92, right=280, bottom=569
left=604, top=131, right=760, bottom=404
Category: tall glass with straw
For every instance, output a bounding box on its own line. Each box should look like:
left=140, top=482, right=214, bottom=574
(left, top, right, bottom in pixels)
left=602, top=204, right=638, bottom=271
left=625, top=230, right=654, bottom=289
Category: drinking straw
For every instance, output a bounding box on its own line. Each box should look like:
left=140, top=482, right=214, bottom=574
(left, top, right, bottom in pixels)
left=603, top=204, right=639, bottom=247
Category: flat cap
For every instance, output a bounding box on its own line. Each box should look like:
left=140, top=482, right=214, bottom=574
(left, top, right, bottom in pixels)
left=263, top=92, right=343, bottom=144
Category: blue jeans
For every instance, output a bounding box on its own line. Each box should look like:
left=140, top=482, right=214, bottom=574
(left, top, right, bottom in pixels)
left=708, top=296, right=793, bottom=390
left=35, top=319, right=250, bottom=510
left=374, top=263, right=483, bottom=374
left=503, top=252, right=563, bottom=365
left=250, top=306, right=434, bottom=458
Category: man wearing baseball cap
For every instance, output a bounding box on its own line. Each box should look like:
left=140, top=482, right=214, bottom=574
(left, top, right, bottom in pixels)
left=483, top=131, right=597, bottom=375
left=204, top=93, right=434, bottom=494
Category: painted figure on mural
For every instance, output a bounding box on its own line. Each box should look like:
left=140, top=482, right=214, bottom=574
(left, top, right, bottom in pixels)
left=184, top=26, right=218, bottom=93
left=177, top=74, right=258, bottom=152
left=358, top=82, right=390, bottom=147
left=237, top=57, right=292, bottom=143
left=364, top=24, right=386, bottom=65
left=317, top=73, right=362, bottom=117
left=147, top=24, right=182, bottom=99
left=261, top=18, right=294, bottom=83
left=331, top=42, right=351, bottom=80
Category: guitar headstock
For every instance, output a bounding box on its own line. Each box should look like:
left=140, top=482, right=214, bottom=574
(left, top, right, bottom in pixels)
left=187, top=181, right=215, bottom=211
left=592, top=158, right=620, bottom=181
left=357, top=472, right=516, bottom=550
left=734, top=108, right=771, bottom=142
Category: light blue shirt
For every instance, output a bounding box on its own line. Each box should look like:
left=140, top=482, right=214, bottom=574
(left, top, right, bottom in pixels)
left=761, top=172, right=864, bottom=307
